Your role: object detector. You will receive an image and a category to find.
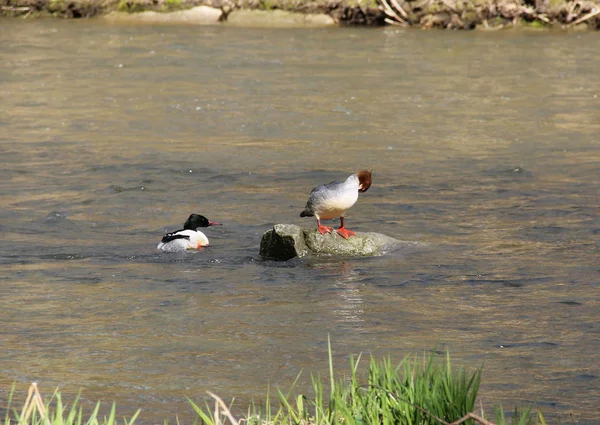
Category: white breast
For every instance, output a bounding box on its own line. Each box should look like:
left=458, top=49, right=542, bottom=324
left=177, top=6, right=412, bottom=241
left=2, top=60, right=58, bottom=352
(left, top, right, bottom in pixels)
left=315, top=191, right=359, bottom=219
left=310, top=175, right=360, bottom=219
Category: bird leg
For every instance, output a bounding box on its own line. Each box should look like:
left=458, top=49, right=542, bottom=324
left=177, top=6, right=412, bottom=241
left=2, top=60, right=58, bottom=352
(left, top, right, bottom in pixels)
left=336, top=217, right=356, bottom=239
left=317, top=219, right=333, bottom=235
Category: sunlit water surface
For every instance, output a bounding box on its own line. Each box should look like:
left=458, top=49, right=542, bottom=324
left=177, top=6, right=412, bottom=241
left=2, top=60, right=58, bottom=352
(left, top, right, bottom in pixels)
left=1, top=20, right=599, bottom=424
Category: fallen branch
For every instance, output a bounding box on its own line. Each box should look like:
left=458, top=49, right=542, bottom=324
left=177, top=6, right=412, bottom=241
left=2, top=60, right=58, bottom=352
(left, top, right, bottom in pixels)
left=1, top=5, right=31, bottom=11
left=389, top=0, right=409, bottom=19
left=534, top=13, right=551, bottom=23
left=385, top=17, right=406, bottom=25
left=379, top=0, right=409, bottom=25
left=570, top=8, right=600, bottom=26
left=566, top=0, right=579, bottom=21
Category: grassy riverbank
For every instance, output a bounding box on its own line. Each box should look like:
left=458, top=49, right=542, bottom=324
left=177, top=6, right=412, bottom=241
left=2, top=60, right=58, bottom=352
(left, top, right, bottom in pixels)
left=1, top=0, right=599, bottom=28
left=4, top=350, right=551, bottom=425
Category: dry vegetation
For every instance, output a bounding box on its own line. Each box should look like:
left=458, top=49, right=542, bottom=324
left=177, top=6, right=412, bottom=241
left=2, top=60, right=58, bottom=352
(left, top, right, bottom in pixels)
left=1, top=0, right=599, bottom=27
left=380, top=0, right=600, bottom=28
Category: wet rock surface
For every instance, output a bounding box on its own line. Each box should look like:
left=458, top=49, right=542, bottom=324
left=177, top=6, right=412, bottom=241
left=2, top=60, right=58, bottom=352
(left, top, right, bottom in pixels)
left=260, top=224, right=419, bottom=260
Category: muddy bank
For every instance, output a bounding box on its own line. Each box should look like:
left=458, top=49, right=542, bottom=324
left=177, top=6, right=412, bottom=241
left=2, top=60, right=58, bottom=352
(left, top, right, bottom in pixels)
left=1, top=0, right=599, bottom=28
left=0, top=0, right=385, bottom=24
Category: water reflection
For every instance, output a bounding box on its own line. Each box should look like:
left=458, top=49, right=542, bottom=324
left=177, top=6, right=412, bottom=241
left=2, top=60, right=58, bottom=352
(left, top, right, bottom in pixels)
left=308, top=259, right=366, bottom=329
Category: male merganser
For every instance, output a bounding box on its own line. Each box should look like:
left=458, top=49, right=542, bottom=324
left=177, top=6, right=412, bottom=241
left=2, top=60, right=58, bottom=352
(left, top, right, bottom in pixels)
left=157, top=214, right=222, bottom=252
left=300, top=170, right=372, bottom=239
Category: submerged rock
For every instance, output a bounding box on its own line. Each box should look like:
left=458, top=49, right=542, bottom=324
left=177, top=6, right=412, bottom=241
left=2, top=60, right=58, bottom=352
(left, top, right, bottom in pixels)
left=260, top=224, right=417, bottom=260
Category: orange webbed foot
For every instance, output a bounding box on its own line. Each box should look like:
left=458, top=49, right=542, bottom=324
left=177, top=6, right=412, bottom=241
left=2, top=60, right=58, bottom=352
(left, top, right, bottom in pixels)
left=318, top=225, right=334, bottom=235
left=336, top=227, right=356, bottom=239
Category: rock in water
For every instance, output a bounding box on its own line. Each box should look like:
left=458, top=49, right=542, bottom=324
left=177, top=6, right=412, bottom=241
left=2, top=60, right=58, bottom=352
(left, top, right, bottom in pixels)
left=303, top=229, right=401, bottom=256
left=259, top=224, right=309, bottom=260
left=259, top=224, right=416, bottom=260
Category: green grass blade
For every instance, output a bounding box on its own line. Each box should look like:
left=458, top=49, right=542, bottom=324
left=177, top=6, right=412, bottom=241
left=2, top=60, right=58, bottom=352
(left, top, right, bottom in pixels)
left=186, top=398, right=215, bottom=425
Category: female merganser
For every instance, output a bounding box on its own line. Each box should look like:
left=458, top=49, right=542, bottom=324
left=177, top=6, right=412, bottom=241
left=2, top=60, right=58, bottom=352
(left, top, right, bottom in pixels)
left=157, top=214, right=222, bottom=252
left=300, top=170, right=372, bottom=239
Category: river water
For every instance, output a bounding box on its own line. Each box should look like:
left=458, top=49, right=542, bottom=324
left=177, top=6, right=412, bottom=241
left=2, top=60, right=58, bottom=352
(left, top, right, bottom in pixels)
left=0, top=19, right=599, bottom=424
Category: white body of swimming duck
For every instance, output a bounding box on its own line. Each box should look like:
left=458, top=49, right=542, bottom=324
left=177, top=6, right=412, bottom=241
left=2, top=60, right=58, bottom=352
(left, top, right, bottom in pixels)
left=157, top=214, right=221, bottom=252
left=300, top=170, right=372, bottom=239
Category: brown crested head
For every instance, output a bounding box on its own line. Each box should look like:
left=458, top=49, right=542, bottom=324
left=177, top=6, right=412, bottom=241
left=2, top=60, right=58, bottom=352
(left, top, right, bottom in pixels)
left=356, top=170, right=372, bottom=193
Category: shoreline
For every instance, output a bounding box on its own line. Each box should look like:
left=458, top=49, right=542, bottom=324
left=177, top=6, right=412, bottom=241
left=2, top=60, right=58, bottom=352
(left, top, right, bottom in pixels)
left=1, top=0, right=599, bottom=29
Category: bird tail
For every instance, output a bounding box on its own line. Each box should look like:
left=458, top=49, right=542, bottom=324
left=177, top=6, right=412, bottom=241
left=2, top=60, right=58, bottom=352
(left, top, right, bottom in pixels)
left=300, top=209, right=314, bottom=218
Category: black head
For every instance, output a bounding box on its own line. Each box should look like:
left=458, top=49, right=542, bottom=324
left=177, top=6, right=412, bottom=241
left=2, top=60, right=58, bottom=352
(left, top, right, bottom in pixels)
left=183, top=214, right=222, bottom=230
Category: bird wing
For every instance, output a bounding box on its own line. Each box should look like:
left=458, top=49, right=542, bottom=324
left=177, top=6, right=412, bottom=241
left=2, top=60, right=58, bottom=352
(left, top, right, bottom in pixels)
left=161, top=230, right=190, bottom=244
left=300, top=180, right=344, bottom=217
